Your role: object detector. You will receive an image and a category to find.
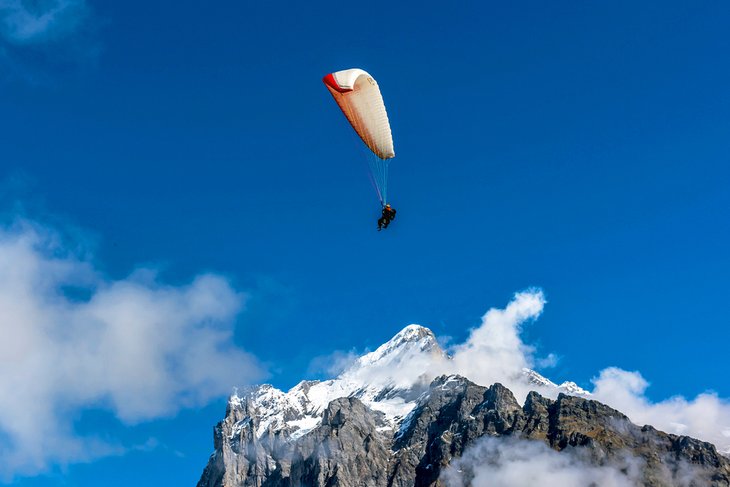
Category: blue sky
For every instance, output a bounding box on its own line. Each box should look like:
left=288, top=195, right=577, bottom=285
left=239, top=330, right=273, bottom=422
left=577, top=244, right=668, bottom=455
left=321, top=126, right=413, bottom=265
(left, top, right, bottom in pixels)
left=1, top=0, right=729, bottom=485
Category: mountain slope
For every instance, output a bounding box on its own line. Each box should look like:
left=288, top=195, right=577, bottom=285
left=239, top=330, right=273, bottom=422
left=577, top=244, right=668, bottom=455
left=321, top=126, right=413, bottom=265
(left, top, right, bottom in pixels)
left=197, top=325, right=729, bottom=486
left=215, top=325, right=585, bottom=444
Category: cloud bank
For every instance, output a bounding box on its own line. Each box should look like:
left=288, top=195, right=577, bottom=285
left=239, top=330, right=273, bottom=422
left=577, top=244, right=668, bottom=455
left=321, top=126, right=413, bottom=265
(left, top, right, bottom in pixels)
left=441, top=436, right=641, bottom=487
left=0, top=220, right=263, bottom=478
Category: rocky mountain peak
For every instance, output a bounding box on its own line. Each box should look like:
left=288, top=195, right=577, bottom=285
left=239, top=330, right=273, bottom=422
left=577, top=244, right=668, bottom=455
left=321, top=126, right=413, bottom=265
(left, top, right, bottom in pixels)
left=200, top=372, right=730, bottom=486
left=353, top=324, right=444, bottom=370
left=197, top=325, right=730, bottom=486
left=389, top=324, right=438, bottom=346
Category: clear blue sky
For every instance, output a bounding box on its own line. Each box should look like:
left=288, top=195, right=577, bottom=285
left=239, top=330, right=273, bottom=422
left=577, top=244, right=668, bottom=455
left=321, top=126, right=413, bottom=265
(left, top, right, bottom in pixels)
left=1, top=1, right=729, bottom=485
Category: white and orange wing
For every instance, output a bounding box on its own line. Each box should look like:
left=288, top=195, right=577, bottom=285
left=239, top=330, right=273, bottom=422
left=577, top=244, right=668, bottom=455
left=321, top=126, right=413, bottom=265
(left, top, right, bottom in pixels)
left=323, top=68, right=395, bottom=160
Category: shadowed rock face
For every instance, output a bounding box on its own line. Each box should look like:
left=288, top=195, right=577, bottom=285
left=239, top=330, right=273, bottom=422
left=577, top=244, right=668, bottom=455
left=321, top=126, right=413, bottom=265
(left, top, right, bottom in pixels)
left=198, top=376, right=730, bottom=487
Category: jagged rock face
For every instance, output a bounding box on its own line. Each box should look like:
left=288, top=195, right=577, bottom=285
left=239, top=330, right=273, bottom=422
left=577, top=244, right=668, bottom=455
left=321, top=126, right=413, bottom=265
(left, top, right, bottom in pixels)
left=197, top=396, right=391, bottom=487
left=284, top=398, right=391, bottom=487
left=392, top=377, right=730, bottom=486
left=197, top=325, right=729, bottom=486
left=198, top=375, right=730, bottom=487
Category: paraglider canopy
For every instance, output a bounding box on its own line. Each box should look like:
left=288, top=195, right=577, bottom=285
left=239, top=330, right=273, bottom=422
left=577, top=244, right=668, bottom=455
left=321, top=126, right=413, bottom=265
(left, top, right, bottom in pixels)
left=323, top=68, right=395, bottom=204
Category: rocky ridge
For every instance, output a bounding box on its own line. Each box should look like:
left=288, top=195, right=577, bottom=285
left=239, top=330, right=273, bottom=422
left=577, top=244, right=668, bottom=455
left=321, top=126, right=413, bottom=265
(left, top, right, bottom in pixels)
left=197, top=325, right=729, bottom=486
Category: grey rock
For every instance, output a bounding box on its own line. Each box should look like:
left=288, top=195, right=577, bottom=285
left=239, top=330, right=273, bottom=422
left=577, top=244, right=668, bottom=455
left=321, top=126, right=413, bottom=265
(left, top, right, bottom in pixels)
left=198, top=375, right=730, bottom=487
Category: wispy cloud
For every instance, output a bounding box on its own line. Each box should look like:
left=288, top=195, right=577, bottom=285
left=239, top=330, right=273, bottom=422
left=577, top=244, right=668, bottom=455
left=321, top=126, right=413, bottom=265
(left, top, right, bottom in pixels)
left=591, top=367, right=730, bottom=455
left=448, top=289, right=548, bottom=400
left=307, top=349, right=361, bottom=379
left=0, top=0, right=88, bottom=45
left=0, top=219, right=264, bottom=479
left=441, top=431, right=715, bottom=486
left=0, top=0, right=97, bottom=81
left=441, top=436, right=642, bottom=487
left=319, top=290, right=550, bottom=399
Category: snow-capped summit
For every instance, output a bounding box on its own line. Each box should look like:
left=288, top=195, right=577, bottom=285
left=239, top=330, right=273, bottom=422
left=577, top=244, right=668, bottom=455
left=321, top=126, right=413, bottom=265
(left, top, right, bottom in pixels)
left=225, top=324, right=588, bottom=443
left=523, top=368, right=590, bottom=396
left=227, top=324, right=446, bottom=441
left=202, top=362, right=730, bottom=487
left=355, top=324, right=442, bottom=368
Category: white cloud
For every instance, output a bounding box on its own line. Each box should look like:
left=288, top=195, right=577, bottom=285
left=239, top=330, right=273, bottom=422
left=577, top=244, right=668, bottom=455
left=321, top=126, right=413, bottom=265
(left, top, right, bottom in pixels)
left=299, top=291, right=553, bottom=412
left=448, top=289, right=546, bottom=399
left=535, top=352, right=559, bottom=369
left=0, top=219, right=264, bottom=478
left=329, top=288, right=730, bottom=456
left=0, top=0, right=87, bottom=45
left=592, top=367, right=730, bottom=455
left=433, top=290, right=730, bottom=455
left=307, top=349, right=360, bottom=378
left=441, top=436, right=641, bottom=487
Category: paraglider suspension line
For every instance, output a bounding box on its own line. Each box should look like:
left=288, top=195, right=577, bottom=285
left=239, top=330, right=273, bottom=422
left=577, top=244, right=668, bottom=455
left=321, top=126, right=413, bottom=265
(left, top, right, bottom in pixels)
left=366, top=155, right=389, bottom=206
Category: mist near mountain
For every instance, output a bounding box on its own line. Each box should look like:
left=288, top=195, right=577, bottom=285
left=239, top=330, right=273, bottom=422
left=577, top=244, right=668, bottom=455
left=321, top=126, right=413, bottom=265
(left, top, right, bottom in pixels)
left=197, top=293, right=730, bottom=486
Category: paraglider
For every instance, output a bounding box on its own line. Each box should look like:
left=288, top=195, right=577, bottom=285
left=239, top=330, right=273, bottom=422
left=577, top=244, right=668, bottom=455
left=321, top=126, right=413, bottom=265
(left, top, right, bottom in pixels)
left=378, top=204, right=396, bottom=231
left=323, top=68, right=397, bottom=230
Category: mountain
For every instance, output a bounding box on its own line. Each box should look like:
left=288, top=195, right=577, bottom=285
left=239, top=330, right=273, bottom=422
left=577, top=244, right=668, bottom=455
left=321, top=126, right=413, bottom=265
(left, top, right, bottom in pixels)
left=197, top=325, right=730, bottom=486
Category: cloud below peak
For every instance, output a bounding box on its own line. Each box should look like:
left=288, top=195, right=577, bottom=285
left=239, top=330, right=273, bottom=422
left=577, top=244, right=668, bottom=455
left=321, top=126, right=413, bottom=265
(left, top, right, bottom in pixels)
left=441, top=436, right=642, bottom=487
left=591, top=367, right=730, bottom=455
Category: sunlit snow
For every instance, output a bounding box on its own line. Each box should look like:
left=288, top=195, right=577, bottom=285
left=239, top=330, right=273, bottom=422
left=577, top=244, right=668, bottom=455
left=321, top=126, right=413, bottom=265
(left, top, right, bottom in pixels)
left=227, top=324, right=586, bottom=443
